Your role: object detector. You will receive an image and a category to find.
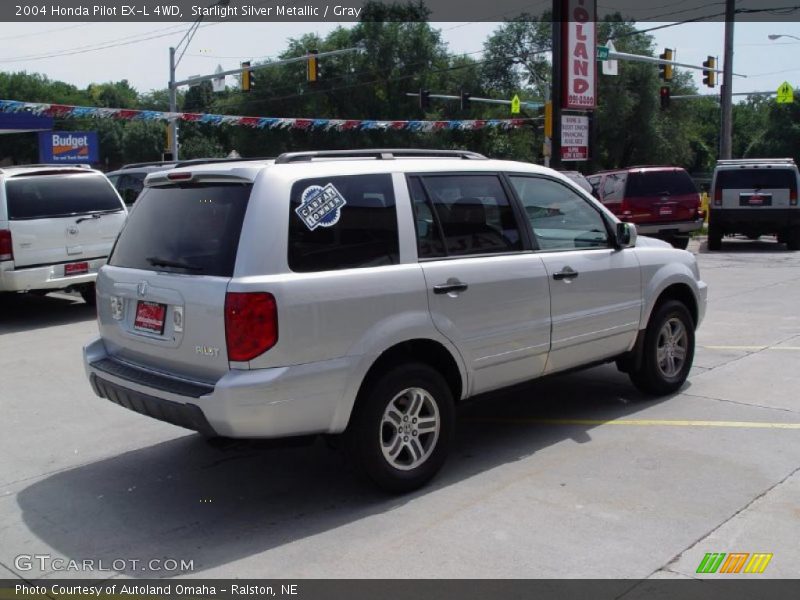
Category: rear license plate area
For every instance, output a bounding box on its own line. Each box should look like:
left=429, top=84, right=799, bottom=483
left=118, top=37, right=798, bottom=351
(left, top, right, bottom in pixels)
left=659, top=206, right=673, bottom=216
left=134, top=301, right=167, bottom=334
left=740, top=193, right=772, bottom=206
left=64, top=262, right=89, bottom=276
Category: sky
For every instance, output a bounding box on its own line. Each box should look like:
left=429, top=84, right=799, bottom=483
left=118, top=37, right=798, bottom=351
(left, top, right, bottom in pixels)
left=1, top=19, right=800, bottom=105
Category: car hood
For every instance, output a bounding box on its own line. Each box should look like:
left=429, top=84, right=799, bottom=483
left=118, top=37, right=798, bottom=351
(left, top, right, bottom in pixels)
left=635, top=235, right=672, bottom=248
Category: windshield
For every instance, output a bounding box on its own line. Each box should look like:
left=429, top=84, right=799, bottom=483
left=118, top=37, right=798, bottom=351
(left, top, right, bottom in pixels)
left=5, top=173, right=123, bottom=220
left=715, top=168, right=797, bottom=190
left=109, top=183, right=251, bottom=277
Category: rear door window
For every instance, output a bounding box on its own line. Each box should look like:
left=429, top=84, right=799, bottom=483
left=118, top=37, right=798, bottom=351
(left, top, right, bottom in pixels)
left=5, top=173, right=123, bottom=220
left=413, top=174, right=522, bottom=257
left=109, top=183, right=251, bottom=277
left=715, top=168, right=797, bottom=190
left=288, top=174, right=399, bottom=272
left=626, top=170, right=698, bottom=197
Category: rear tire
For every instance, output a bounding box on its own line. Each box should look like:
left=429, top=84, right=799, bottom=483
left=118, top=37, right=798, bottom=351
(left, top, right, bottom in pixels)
left=707, top=221, right=722, bottom=251
left=669, top=236, right=690, bottom=250
left=346, top=363, right=454, bottom=493
left=629, top=300, right=695, bottom=396
left=79, top=283, right=96, bottom=306
left=786, top=229, right=800, bottom=251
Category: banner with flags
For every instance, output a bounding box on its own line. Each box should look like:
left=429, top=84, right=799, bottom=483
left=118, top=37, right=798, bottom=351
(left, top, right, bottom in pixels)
left=0, top=100, right=532, bottom=132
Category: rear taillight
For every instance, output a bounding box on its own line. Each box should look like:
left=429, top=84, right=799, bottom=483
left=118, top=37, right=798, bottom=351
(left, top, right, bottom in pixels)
left=791, top=189, right=798, bottom=206
left=714, top=187, right=722, bottom=206
left=224, top=292, right=278, bottom=362
left=620, top=199, right=632, bottom=218
left=0, top=229, right=12, bottom=261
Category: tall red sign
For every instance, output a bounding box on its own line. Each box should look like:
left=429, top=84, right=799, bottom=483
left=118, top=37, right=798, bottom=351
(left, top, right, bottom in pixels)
left=562, top=0, right=597, bottom=110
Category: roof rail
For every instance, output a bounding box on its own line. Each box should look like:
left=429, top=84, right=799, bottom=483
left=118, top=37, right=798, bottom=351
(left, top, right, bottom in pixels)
left=120, top=160, right=177, bottom=169
left=716, top=158, right=795, bottom=165
left=8, top=163, right=93, bottom=169
left=173, top=157, right=273, bottom=168
left=274, top=149, right=487, bottom=164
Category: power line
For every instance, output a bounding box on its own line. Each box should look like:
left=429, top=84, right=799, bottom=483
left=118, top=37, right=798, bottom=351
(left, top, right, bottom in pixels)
left=0, top=22, right=94, bottom=42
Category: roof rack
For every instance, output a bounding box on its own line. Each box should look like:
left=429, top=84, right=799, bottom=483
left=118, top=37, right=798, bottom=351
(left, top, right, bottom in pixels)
left=274, top=149, right=487, bottom=164
left=173, top=157, right=273, bottom=168
left=716, top=158, right=795, bottom=165
left=120, top=160, right=177, bottom=169
left=6, top=163, right=92, bottom=169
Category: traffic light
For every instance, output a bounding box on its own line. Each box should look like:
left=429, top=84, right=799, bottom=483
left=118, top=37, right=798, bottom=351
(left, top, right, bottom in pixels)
left=660, top=86, right=670, bottom=110
left=241, top=61, right=253, bottom=92
left=659, top=48, right=673, bottom=82
left=703, top=56, right=716, bottom=88
left=460, top=89, right=471, bottom=111
left=307, top=50, right=319, bottom=83
left=419, top=88, right=430, bottom=110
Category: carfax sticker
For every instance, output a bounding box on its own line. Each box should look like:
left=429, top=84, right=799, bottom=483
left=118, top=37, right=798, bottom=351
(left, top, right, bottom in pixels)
left=295, top=183, right=347, bottom=230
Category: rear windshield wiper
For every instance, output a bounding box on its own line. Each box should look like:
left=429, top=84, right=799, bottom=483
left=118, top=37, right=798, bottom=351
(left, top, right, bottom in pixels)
left=146, top=256, right=204, bottom=272
left=76, top=209, right=123, bottom=224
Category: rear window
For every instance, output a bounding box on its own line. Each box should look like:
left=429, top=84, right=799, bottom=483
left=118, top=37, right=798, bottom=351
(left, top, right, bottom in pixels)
left=715, top=168, right=797, bottom=190
left=5, top=173, right=123, bottom=220
left=288, top=174, right=399, bottom=272
left=625, top=170, right=698, bottom=198
left=109, top=183, right=251, bottom=277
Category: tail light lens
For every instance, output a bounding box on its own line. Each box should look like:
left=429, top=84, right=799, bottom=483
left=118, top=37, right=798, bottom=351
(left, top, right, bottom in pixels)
left=620, top=199, right=633, bottom=219
left=225, top=292, right=278, bottom=362
left=714, top=187, right=722, bottom=206
left=791, top=189, right=798, bottom=206
left=0, top=229, right=12, bottom=261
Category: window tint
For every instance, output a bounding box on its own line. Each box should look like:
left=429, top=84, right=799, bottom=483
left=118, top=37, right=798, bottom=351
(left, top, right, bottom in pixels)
left=715, top=168, right=797, bottom=190
left=417, top=175, right=522, bottom=257
left=602, top=173, right=627, bottom=202
left=510, top=176, right=610, bottom=251
left=109, top=183, right=251, bottom=277
left=117, top=174, right=146, bottom=206
left=626, top=170, right=698, bottom=197
left=5, top=174, right=123, bottom=220
left=288, top=174, right=399, bottom=272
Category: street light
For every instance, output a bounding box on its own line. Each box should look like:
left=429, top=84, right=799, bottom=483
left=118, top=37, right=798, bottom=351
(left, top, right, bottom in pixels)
left=168, top=0, right=230, bottom=160
left=768, top=34, right=800, bottom=41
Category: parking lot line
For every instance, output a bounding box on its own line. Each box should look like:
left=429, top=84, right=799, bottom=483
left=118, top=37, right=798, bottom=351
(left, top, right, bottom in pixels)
left=701, top=345, right=800, bottom=351
left=467, top=418, right=800, bottom=429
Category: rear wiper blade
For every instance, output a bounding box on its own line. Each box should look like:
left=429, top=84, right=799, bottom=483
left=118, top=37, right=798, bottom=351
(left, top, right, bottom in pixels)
left=146, top=256, right=204, bottom=272
left=75, top=209, right=122, bottom=224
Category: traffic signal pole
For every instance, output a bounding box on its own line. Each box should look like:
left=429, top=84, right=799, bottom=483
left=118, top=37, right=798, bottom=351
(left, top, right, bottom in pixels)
left=720, top=0, right=736, bottom=159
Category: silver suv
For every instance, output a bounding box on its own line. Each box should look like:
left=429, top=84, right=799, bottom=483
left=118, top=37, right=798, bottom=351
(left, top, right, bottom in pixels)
left=1, top=165, right=127, bottom=303
left=84, top=149, right=707, bottom=492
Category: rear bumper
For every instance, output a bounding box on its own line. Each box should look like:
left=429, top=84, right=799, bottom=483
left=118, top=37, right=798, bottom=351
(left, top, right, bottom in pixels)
left=634, top=218, right=704, bottom=237
left=83, top=337, right=358, bottom=439
left=0, top=258, right=105, bottom=292
left=710, top=208, right=800, bottom=231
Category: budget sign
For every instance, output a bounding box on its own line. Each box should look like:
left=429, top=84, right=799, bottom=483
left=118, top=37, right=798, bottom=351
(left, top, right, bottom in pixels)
left=38, top=131, right=99, bottom=164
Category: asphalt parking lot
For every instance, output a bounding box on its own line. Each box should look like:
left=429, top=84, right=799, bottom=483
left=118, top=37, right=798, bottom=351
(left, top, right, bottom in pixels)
left=1, top=236, right=799, bottom=581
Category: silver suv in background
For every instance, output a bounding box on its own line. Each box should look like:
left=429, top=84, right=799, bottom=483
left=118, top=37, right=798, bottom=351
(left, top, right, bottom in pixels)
left=0, top=165, right=127, bottom=303
left=708, top=158, right=800, bottom=250
left=84, top=149, right=707, bottom=492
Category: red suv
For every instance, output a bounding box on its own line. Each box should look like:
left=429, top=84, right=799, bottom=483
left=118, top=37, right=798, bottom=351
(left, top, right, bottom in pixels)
left=586, top=167, right=703, bottom=249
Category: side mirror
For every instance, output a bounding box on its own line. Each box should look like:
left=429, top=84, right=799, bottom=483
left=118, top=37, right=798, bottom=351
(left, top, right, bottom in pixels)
left=615, top=221, right=637, bottom=249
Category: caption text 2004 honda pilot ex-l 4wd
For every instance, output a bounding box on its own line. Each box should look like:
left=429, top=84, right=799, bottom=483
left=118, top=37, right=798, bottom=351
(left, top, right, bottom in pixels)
left=84, top=149, right=708, bottom=492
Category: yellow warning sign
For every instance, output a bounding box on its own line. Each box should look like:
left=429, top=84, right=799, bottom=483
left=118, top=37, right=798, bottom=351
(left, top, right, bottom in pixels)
left=511, top=94, right=521, bottom=114
left=777, top=81, right=793, bottom=104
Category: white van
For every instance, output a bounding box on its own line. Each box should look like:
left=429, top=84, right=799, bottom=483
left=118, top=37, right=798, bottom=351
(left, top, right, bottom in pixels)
left=0, top=165, right=127, bottom=303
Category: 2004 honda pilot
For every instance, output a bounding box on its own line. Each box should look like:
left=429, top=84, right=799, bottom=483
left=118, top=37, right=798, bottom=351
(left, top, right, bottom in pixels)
left=84, top=150, right=708, bottom=492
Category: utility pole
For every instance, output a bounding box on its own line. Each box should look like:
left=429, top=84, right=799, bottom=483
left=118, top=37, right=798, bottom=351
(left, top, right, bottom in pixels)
left=168, top=46, right=178, bottom=160
left=720, top=0, right=735, bottom=159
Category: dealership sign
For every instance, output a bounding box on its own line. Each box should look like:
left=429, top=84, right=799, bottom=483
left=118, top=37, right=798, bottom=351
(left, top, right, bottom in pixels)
left=38, top=131, right=99, bottom=163
left=561, top=115, right=589, bottom=161
left=562, top=0, right=597, bottom=110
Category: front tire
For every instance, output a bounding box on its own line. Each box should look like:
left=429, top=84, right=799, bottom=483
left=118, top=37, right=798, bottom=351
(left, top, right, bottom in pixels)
left=347, top=363, right=454, bottom=493
left=629, top=300, right=695, bottom=396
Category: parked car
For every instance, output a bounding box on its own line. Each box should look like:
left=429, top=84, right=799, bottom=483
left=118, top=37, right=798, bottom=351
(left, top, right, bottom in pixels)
left=83, top=149, right=707, bottom=492
left=0, top=164, right=127, bottom=304
left=559, top=170, right=594, bottom=195
left=708, top=158, right=800, bottom=251
left=106, top=161, right=176, bottom=207
left=586, top=166, right=704, bottom=249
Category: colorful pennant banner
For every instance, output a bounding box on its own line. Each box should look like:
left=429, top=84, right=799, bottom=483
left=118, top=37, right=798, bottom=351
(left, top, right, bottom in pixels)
left=0, top=100, right=532, bottom=132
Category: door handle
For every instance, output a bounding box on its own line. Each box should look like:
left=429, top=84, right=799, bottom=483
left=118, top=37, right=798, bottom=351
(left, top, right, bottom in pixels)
left=433, top=280, right=469, bottom=295
left=553, top=267, right=579, bottom=281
